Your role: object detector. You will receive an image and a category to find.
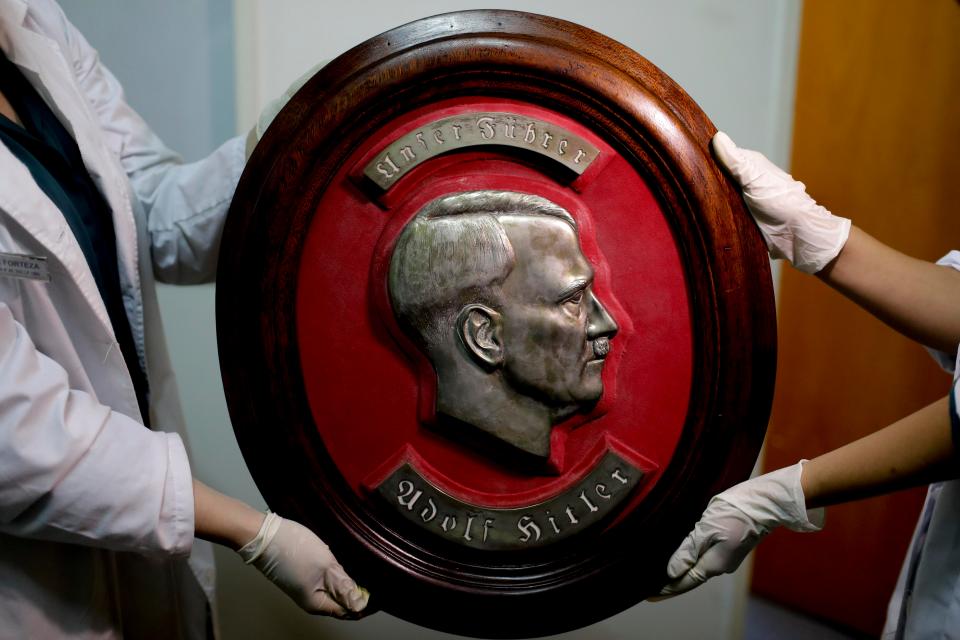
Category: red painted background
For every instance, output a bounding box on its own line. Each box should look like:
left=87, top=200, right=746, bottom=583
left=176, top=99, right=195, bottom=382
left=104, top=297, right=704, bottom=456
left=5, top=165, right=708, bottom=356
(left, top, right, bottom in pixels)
left=296, top=98, right=693, bottom=511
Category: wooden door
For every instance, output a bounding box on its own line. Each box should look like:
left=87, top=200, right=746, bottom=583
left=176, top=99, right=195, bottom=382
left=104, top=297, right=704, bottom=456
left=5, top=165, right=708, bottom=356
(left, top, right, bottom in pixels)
left=750, top=0, right=960, bottom=635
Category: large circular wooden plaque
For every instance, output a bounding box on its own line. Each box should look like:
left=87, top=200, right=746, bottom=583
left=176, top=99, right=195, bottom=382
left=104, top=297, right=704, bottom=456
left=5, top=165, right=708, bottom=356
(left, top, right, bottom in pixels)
left=218, top=10, right=775, bottom=638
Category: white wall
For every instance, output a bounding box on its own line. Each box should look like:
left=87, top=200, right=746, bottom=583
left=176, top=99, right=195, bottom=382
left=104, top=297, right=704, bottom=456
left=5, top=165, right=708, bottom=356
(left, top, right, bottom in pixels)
left=237, top=0, right=800, bottom=166
left=60, top=0, right=236, bottom=160
left=59, top=1, right=801, bottom=638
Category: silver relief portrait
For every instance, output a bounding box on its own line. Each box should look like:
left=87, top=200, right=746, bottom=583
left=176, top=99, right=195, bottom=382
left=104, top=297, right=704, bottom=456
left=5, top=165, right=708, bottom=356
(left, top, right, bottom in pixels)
left=388, top=191, right=619, bottom=461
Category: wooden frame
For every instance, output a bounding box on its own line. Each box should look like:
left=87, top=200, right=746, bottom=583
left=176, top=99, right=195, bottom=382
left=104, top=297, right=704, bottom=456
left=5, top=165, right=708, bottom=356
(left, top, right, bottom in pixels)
left=217, top=10, right=775, bottom=637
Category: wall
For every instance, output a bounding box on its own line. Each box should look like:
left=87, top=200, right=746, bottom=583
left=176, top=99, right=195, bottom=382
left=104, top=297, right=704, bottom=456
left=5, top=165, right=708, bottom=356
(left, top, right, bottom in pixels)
left=58, top=1, right=801, bottom=638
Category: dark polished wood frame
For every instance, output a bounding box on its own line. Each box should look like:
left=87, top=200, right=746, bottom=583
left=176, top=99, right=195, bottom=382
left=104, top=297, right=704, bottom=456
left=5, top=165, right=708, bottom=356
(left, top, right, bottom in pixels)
left=217, top=10, right=776, bottom=637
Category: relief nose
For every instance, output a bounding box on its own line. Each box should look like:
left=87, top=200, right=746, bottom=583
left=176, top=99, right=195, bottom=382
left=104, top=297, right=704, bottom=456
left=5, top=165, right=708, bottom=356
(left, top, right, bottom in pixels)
left=586, top=290, right=618, bottom=339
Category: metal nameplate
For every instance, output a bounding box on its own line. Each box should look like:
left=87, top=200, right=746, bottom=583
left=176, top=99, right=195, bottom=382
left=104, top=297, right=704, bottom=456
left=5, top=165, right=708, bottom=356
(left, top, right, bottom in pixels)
left=0, top=252, right=50, bottom=282
left=363, top=112, right=600, bottom=191
left=376, top=450, right=642, bottom=550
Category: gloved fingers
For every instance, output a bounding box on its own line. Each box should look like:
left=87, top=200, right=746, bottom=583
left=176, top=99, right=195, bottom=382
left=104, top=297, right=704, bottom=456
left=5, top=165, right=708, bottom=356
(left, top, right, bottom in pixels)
left=699, top=532, right=756, bottom=576
left=666, top=509, right=729, bottom=579
left=659, top=501, right=764, bottom=598
left=347, top=585, right=370, bottom=613
left=741, top=177, right=815, bottom=215
left=711, top=131, right=751, bottom=185
left=283, top=60, right=330, bottom=102
left=342, top=586, right=370, bottom=615
left=255, top=60, right=330, bottom=140
left=713, top=136, right=770, bottom=187
left=658, top=563, right=709, bottom=597
left=658, top=534, right=749, bottom=598
left=304, top=589, right=350, bottom=618
left=665, top=532, right=699, bottom=579
left=255, top=98, right=285, bottom=141
left=245, top=516, right=371, bottom=617
left=324, top=563, right=369, bottom=614
left=712, top=131, right=793, bottom=189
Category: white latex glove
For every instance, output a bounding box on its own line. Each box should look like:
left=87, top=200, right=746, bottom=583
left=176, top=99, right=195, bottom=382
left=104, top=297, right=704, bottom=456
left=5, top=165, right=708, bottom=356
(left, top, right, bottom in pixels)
left=245, top=61, right=329, bottom=158
left=658, top=461, right=824, bottom=597
left=238, top=512, right=369, bottom=617
left=712, top=131, right=851, bottom=274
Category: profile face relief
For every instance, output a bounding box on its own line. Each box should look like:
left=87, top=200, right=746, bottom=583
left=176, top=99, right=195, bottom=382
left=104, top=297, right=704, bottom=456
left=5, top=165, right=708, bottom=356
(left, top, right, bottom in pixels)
left=388, top=190, right=619, bottom=460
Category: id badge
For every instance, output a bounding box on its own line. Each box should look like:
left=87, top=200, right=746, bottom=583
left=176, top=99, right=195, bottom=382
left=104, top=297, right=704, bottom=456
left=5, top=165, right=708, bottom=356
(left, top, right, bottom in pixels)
left=0, top=252, right=50, bottom=282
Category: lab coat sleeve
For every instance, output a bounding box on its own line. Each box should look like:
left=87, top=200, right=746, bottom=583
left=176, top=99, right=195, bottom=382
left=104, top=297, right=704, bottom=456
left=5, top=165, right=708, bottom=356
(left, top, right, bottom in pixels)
left=48, top=2, right=245, bottom=285
left=926, top=251, right=960, bottom=372
left=924, top=251, right=960, bottom=451
left=0, top=303, right=195, bottom=556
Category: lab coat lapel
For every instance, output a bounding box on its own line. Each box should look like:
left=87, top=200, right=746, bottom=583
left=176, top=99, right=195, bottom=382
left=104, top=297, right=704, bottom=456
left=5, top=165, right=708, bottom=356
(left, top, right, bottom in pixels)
left=0, top=151, right=114, bottom=335
left=0, top=0, right=138, bottom=338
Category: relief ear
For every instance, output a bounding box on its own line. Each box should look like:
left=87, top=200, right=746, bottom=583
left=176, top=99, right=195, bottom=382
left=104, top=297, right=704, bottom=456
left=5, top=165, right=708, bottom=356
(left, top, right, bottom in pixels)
left=457, top=304, right=504, bottom=369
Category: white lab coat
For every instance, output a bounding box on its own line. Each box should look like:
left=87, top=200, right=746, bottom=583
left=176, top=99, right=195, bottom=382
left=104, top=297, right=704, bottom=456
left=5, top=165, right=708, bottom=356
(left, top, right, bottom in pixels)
left=0, top=0, right=243, bottom=637
left=882, top=251, right=960, bottom=640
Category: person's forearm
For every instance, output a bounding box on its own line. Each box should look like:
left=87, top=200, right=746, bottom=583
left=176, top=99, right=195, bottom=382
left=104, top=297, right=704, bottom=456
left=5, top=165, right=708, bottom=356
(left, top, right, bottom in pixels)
left=801, top=396, right=956, bottom=508
left=817, top=227, right=960, bottom=353
left=193, top=480, right=265, bottom=550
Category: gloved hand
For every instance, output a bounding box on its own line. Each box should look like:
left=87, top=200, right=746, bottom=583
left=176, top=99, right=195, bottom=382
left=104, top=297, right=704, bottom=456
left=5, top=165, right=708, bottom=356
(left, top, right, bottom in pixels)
left=245, top=61, right=328, bottom=158
left=658, top=461, right=824, bottom=597
left=712, top=131, right=851, bottom=274
left=238, top=512, right=369, bottom=617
